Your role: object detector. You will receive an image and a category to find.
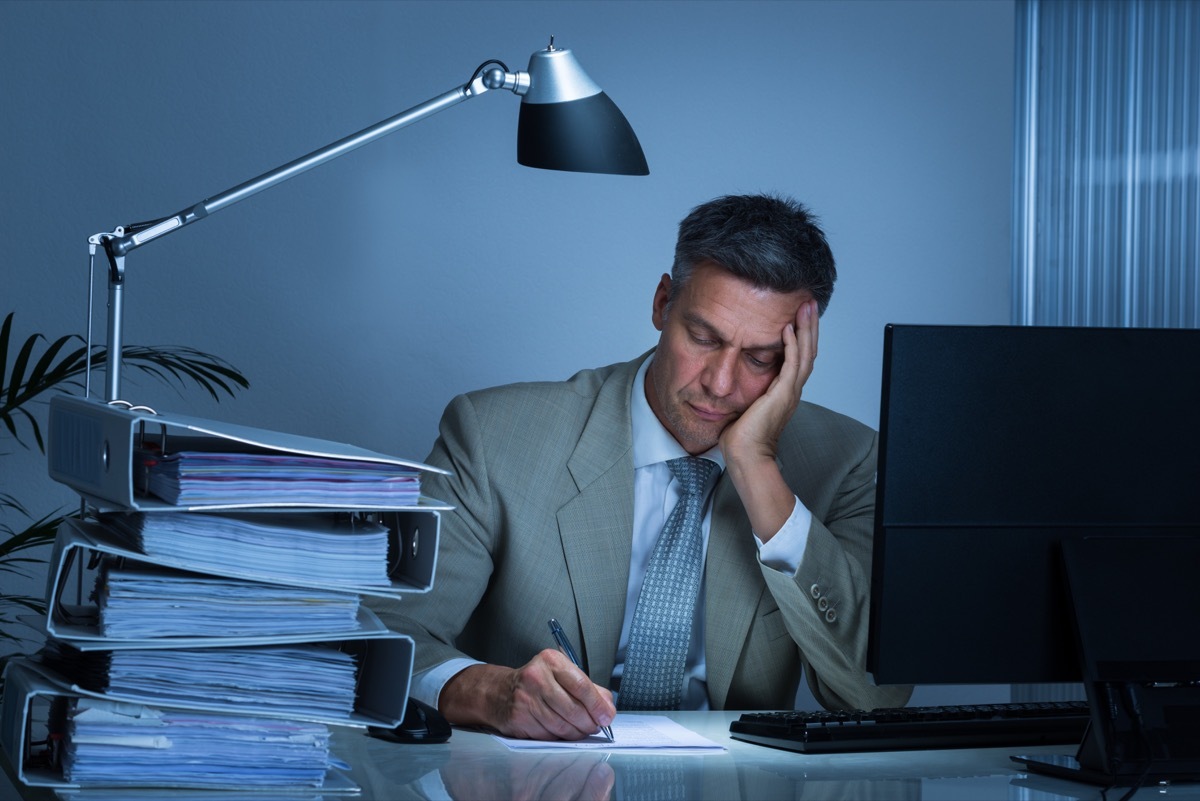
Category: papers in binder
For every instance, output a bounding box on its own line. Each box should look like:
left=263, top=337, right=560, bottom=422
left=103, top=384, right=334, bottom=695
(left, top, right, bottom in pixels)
left=97, top=564, right=362, bottom=639
left=103, top=511, right=391, bottom=588
left=139, top=449, right=422, bottom=507
left=64, top=697, right=334, bottom=789
left=40, top=641, right=359, bottom=720
left=0, top=661, right=360, bottom=791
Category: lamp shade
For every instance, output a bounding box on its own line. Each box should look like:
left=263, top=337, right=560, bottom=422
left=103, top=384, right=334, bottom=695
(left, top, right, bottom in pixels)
left=517, top=46, right=649, bottom=176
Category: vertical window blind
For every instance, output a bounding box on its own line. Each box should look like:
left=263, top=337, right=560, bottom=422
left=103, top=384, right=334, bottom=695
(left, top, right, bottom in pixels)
left=1014, top=0, right=1200, bottom=328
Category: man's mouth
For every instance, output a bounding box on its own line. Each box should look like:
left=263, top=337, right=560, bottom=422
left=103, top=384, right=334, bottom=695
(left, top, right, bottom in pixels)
left=688, top=402, right=733, bottom=423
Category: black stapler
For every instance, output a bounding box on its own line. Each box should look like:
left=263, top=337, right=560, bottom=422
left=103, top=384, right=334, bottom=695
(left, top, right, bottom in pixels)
left=367, top=697, right=452, bottom=744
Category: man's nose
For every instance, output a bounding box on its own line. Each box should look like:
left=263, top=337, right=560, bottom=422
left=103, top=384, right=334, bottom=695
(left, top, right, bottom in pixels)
left=702, top=349, right=737, bottom=398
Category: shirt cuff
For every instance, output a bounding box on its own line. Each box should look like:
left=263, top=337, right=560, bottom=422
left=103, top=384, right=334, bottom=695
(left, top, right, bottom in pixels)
left=410, top=657, right=482, bottom=709
left=753, top=494, right=812, bottom=576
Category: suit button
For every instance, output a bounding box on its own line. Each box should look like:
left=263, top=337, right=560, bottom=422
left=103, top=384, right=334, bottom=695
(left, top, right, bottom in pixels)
left=810, top=583, right=821, bottom=600
left=818, top=596, right=829, bottom=612
left=825, top=608, right=838, bottom=623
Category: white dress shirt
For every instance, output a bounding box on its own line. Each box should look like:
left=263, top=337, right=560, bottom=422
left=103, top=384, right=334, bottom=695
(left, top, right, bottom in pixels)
left=412, top=355, right=814, bottom=709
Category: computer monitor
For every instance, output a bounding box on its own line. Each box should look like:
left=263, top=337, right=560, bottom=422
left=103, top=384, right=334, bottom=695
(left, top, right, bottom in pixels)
left=866, top=324, right=1200, bottom=687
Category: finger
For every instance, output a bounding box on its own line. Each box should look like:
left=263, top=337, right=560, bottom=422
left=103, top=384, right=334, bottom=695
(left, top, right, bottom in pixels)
left=503, top=653, right=589, bottom=740
left=793, top=301, right=818, bottom=386
left=803, top=299, right=819, bottom=361
left=544, top=647, right=615, bottom=724
left=546, top=660, right=615, bottom=738
left=518, top=650, right=610, bottom=740
left=782, top=320, right=799, bottom=371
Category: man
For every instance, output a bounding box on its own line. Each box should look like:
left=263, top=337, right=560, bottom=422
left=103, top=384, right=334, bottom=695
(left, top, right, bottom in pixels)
left=379, top=194, right=912, bottom=741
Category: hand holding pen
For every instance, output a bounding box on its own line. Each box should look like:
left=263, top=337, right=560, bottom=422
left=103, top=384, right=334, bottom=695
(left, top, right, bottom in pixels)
left=548, top=618, right=615, bottom=743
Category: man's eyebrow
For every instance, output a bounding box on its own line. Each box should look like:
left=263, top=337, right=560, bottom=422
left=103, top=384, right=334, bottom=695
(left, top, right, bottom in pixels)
left=681, top=311, right=720, bottom=336
left=682, top=311, right=785, bottom=353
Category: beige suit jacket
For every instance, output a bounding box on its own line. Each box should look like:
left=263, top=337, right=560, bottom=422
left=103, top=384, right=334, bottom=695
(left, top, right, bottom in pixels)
left=376, top=351, right=911, bottom=711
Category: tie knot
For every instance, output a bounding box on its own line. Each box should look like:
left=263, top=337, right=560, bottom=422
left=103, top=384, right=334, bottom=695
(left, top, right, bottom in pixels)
left=667, top=456, right=717, bottom=497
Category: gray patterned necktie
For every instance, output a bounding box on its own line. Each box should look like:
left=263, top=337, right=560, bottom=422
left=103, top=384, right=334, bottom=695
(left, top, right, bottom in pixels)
left=619, top=456, right=718, bottom=711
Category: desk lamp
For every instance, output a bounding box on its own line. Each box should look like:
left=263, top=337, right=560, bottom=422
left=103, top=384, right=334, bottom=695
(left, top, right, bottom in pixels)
left=87, top=38, right=648, bottom=402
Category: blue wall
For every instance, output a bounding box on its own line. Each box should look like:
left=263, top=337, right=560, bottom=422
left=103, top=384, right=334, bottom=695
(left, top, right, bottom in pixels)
left=1, top=0, right=1014, bottom=700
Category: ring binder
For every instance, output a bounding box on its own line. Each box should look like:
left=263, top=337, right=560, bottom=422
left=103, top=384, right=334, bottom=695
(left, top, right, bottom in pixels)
left=44, top=519, right=436, bottom=647
left=47, top=395, right=453, bottom=513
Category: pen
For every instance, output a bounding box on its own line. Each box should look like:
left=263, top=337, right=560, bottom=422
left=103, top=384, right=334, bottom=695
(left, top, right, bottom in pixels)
left=548, top=618, right=615, bottom=743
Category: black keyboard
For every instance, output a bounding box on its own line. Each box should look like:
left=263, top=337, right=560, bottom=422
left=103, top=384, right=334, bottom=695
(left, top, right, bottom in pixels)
left=730, top=701, right=1091, bottom=754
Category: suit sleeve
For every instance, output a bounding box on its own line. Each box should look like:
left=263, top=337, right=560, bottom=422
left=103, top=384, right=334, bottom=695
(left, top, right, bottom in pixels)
left=761, top=423, right=914, bottom=711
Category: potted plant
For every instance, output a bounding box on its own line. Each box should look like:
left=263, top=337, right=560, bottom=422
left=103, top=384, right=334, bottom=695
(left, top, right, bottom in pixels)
left=0, top=311, right=249, bottom=682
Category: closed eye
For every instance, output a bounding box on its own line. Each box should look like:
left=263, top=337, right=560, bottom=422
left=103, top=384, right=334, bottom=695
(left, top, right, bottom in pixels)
left=746, top=354, right=781, bottom=371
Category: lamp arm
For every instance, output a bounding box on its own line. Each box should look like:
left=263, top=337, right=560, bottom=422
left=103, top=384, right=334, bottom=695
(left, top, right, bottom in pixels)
left=101, top=70, right=519, bottom=268
left=92, top=65, right=526, bottom=401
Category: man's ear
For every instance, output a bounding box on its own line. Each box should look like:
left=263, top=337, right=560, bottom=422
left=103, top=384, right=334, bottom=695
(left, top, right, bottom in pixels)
left=651, top=273, right=672, bottom=332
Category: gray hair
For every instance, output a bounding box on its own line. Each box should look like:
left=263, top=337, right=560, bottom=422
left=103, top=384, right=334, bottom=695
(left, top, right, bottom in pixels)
left=670, top=194, right=837, bottom=315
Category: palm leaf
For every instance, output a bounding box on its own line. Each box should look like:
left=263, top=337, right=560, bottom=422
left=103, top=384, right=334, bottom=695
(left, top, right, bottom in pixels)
left=1, top=490, right=29, bottom=516
left=0, top=508, right=65, bottom=667
left=0, top=509, right=63, bottom=563
left=0, top=312, right=13, bottom=406
left=0, top=312, right=250, bottom=451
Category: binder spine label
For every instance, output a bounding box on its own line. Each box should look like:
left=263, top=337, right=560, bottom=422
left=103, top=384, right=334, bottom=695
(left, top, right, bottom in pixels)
left=49, top=405, right=106, bottom=490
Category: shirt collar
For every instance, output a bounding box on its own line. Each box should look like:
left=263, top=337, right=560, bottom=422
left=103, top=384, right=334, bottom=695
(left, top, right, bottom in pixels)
left=631, top=354, right=726, bottom=472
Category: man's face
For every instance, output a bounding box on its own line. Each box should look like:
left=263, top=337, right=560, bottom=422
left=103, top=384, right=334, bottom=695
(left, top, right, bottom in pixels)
left=645, top=261, right=814, bottom=455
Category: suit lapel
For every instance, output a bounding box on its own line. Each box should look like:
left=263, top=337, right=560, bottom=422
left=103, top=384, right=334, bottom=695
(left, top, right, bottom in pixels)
left=556, top=356, right=643, bottom=685
left=703, top=473, right=764, bottom=709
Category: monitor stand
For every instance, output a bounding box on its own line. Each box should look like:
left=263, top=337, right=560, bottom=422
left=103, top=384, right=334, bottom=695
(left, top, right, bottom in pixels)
left=1015, top=536, right=1200, bottom=788
left=1016, top=683, right=1200, bottom=787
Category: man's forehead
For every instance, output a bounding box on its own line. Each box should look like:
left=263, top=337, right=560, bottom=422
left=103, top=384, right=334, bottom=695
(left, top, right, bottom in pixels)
left=680, top=307, right=792, bottom=352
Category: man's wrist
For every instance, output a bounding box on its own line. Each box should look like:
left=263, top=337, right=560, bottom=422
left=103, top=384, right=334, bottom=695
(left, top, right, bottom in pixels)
left=725, top=457, right=795, bottom=541
left=440, top=663, right=508, bottom=728
left=411, top=657, right=482, bottom=710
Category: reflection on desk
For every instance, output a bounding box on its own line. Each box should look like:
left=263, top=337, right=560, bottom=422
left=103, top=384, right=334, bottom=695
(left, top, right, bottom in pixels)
left=6, top=711, right=1199, bottom=800
left=346, top=711, right=1197, bottom=801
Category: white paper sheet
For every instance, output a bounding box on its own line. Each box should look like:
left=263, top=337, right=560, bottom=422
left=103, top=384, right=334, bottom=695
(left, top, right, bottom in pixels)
left=495, top=714, right=727, bottom=754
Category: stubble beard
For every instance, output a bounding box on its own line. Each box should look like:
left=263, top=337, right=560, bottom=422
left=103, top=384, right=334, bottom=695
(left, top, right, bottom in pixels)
left=648, top=358, right=737, bottom=455
left=661, top=389, right=738, bottom=455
